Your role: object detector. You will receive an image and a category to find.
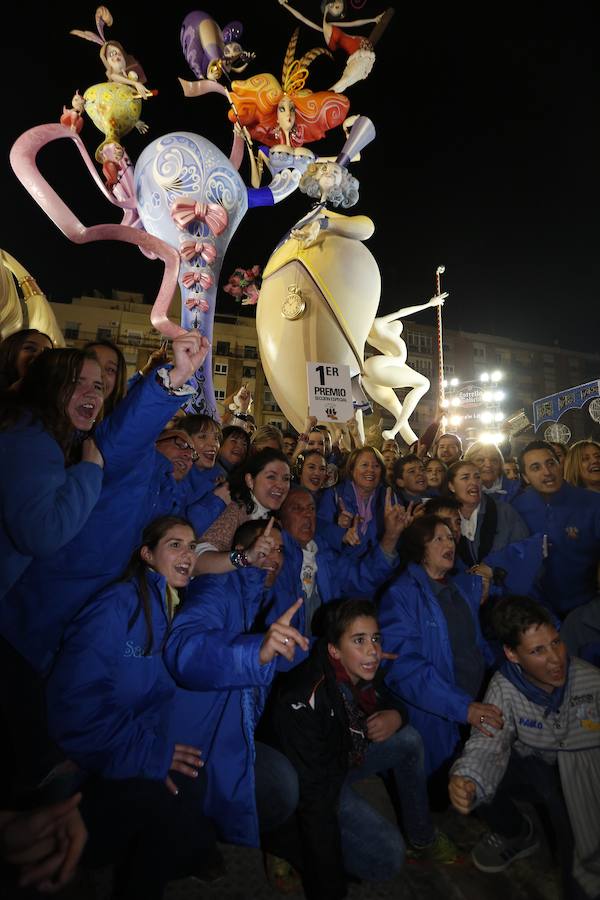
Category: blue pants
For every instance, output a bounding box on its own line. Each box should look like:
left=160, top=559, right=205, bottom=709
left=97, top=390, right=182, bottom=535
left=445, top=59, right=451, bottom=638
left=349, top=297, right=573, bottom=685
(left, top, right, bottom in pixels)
left=254, top=740, right=299, bottom=832
left=340, top=724, right=434, bottom=882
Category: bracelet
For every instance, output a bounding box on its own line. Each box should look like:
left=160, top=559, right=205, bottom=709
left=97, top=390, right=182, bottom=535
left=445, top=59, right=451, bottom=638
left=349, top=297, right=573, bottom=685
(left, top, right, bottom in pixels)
left=233, top=412, right=249, bottom=421
left=156, top=367, right=195, bottom=397
left=229, top=549, right=250, bottom=569
left=298, top=433, right=309, bottom=442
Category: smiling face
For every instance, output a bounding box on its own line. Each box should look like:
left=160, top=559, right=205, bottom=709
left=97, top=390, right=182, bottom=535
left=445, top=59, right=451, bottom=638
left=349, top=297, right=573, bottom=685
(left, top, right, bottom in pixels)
left=246, top=460, right=291, bottom=510
left=66, top=359, right=104, bottom=431
left=16, top=332, right=52, bottom=378
left=300, top=454, right=328, bottom=492
left=470, top=447, right=502, bottom=487
left=425, top=459, right=446, bottom=489
left=449, top=463, right=481, bottom=508
left=219, top=431, right=248, bottom=468
left=522, top=448, right=563, bottom=496
left=579, top=443, right=600, bottom=490
left=328, top=615, right=382, bottom=685
left=505, top=623, right=567, bottom=693
left=436, top=436, right=461, bottom=465
left=397, top=459, right=427, bottom=496
left=191, top=425, right=220, bottom=470
left=422, top=523, right=455, bottom=578
left=89, top=344, right=119, bottom=400
left=141, top=524, right=197, bottom=589
left=280, top=490, right=317, bottom=547
left=155, top=430, right=197, bottom=481
left=351, top=449, right=382, bottom=496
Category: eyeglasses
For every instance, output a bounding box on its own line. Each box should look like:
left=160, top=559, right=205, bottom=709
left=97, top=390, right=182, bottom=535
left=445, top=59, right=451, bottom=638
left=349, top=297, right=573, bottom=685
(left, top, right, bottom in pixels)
left=156, top=435, right=199, bottom=461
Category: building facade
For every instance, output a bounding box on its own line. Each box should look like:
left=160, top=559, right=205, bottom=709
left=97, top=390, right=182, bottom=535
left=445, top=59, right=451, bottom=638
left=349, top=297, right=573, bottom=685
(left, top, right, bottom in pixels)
left=49, top=292, right=288, bottom=430
left=49, top=291, right=599, bottom=444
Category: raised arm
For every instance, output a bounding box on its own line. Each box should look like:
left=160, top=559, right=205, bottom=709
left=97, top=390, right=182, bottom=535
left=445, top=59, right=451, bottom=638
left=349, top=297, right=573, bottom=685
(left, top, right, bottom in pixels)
left=277, top=0, right=323, bottom=32
left=336, top=16, right=382, bottom=29
left=377, top=293, right=448, bottom=324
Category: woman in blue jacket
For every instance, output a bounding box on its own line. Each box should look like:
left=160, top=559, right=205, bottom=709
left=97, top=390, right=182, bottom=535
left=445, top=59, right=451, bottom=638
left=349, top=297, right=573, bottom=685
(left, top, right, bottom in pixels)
left=46, top=516, right=217, bottom=899
left=0, top=347, right=105, bottom=601
left=318, top=446, right=389, bottom=555
left=0, top=331, right=210, bottom=676
left=379, top=516, right=501, bottom=779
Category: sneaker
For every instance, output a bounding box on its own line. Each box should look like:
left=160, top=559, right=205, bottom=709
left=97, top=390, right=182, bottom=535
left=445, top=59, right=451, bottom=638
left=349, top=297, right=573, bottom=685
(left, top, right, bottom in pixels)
left=264, top=853, right=302, bottom=894
left=471, top=816, right=540, bottom=873
left=407, top=830, right=462, bottom=864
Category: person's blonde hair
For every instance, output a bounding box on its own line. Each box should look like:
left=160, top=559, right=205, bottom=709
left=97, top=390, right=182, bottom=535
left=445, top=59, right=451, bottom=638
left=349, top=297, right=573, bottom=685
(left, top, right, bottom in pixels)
left=250, top=424, right=284, bottom=453
left=564, top=440, right=600, bottom=488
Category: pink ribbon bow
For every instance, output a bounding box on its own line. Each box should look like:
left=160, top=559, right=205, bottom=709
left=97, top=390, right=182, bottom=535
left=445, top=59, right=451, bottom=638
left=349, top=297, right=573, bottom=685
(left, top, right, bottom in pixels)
left=171, top=198, right=229, bottom=235
left=179, top=240, right=217, bottom=264
left=181, top=270, right=215, bottom=290
left=185, top=296, right=210, bottom=312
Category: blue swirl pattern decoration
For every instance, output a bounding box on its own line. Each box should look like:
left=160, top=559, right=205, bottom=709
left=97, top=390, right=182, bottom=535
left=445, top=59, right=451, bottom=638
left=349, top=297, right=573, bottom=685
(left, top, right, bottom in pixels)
left=135, top=132, right=247, bottom=415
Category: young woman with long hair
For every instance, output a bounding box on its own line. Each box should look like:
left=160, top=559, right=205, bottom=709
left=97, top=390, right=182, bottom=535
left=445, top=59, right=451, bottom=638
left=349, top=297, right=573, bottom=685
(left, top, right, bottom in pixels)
left=46, top=516, right=217, bottom=899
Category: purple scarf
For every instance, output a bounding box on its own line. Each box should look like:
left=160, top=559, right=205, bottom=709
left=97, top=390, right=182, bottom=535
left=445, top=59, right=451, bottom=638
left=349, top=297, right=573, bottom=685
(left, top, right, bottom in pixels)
left=352, top=484, right=375, bottom=537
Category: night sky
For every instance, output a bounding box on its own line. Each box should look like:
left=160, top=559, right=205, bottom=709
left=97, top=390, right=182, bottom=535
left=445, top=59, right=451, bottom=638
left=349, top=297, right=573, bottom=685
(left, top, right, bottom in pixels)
left=2, top=2, right=598, bottom=353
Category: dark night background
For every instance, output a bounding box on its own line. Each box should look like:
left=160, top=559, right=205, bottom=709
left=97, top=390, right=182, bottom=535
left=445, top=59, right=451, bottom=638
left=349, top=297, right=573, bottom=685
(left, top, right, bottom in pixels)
left=2, top=2, right=598, bottom=351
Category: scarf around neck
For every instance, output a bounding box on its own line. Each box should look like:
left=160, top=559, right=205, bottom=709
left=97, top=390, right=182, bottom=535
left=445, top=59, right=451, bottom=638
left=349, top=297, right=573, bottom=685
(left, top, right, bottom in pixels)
left=351, top=483, right=375, bottom=537
left=500, top=657, right=569, bottom=716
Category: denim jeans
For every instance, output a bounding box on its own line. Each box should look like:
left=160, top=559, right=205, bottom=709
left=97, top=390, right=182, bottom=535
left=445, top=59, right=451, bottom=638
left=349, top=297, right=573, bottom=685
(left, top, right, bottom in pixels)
left=254, top=740, right=299, bottom=832
left=339, top=724, right=435, bottom=881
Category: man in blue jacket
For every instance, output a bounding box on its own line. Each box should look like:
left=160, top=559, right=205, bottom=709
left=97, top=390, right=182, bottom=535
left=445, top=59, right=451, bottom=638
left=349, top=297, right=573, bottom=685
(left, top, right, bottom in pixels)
left=265, top=486, right=407, bottom=659
left=512, top=441, right=600, bottom=616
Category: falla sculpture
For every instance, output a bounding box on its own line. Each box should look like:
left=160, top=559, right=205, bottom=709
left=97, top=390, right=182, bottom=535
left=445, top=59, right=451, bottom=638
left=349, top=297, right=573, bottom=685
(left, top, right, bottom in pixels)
left=9, top=3, right=446, bottom=439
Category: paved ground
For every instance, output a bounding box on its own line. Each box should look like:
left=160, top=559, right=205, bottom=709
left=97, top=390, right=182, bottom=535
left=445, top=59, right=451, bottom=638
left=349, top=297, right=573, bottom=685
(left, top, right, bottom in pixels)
left=57, top=775, right=561, bottom=899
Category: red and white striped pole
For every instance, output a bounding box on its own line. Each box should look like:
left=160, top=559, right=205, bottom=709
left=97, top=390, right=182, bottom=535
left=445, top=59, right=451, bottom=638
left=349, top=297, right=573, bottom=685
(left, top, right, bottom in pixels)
left=435, top=266, right=446, bottom=417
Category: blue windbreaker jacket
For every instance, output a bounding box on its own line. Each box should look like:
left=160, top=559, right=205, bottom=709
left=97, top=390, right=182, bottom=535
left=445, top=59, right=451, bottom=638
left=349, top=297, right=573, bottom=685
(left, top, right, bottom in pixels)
left=0, top=371, right=196, bottom=674
left=512, top=483, right=600, bottom=615
left=164, top=568, right=275, bottom=847
left=379, top=562, right=492, bottom=776
left=0, top=421, right=103, bottom=600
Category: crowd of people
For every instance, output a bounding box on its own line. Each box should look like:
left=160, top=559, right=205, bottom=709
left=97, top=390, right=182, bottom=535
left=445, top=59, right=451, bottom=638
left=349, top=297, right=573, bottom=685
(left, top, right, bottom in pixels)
left=0, top=325, right=599, bottom=900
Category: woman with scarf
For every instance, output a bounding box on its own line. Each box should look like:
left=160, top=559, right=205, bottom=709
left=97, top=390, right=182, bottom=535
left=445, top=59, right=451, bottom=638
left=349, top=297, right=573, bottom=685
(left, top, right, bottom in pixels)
left=318, top=446, right=388, bottom=556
